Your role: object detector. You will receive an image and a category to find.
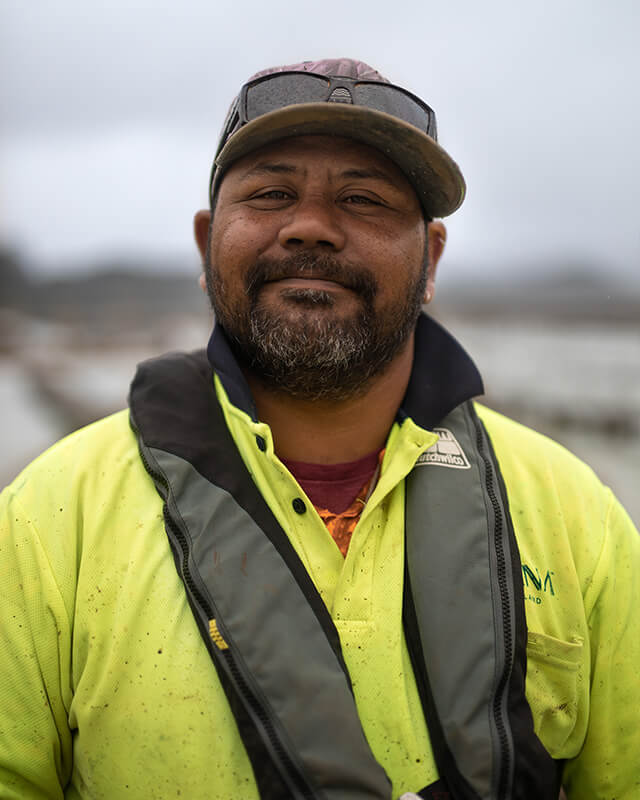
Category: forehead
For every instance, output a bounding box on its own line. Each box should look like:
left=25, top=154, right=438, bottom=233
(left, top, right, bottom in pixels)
left=221, top=134, right=417, bottom=192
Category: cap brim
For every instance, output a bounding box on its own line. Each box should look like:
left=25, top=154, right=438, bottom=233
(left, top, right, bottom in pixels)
left=214, top=103, right=465, bottom=218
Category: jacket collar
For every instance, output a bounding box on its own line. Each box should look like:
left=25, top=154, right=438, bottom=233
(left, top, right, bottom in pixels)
left=206, top=312, right=483, bottom=430
left=401, top=313, right=484, bottom=429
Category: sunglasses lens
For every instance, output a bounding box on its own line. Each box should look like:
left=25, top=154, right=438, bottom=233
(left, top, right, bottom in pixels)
left=246, top=74, right=330, bottom=120
left=354, top=85, right=432, bottom=134
left=244, top=74, right=434, bottom=138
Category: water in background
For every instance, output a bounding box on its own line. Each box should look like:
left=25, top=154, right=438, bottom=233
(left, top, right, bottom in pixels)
left=445, top=315, right=639, bottom=524
left=1, top=303, right=638, bottom=525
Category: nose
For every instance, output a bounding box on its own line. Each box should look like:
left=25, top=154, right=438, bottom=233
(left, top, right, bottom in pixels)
left=277, top=197, right=346, bottom=251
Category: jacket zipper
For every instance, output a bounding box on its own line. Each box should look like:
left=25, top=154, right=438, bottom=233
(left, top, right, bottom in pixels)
left=473, top=412, right=512, bottom=800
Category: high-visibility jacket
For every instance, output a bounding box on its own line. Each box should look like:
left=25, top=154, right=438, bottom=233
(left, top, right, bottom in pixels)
left=0, top=315, right=638, bottom=799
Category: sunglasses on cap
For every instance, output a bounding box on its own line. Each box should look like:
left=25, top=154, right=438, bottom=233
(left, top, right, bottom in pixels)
left=210, top=70, right=438, bottom=201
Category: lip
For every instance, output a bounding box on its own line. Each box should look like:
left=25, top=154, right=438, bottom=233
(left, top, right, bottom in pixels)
left=266, top=277, right=350, bottom=292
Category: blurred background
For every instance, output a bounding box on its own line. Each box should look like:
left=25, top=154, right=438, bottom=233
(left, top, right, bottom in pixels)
left=1, top=0, right=638, bottom=522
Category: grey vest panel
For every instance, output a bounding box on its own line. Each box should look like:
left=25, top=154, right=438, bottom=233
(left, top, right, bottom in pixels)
left=406, top=404, right=515, bottom=799
left=143, top=443, right=392, bottom=800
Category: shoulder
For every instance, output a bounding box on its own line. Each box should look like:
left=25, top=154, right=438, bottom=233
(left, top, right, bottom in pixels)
left=2, top=409, right=150, bottom=560
left=475, top=402, right=606, bottom=503
left=3, top=408, right=153, bottom=529
left=474, top=402, right=638, bottom=605
left=474, top=403, right=609, bottom=571
left=5, top=409, right=139, bottom=497
left=0, top=409, right=154, bottom=621
left=2, top=408, right=166, bottom=605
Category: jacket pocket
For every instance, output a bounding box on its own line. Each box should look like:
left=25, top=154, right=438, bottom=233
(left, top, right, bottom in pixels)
left=525, top=632, right=584, bottom=758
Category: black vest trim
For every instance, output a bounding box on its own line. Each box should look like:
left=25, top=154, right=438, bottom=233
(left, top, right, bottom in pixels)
left=416, top=779, right=452, bottom=799
left=480, top=419, right=564, bottom=800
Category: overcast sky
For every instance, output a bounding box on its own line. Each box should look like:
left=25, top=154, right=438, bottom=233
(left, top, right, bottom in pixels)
left=1, top=0, right=639, bottom=285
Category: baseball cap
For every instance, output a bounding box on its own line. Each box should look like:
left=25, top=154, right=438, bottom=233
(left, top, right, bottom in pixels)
left=209, top=58, right=466, bottom=219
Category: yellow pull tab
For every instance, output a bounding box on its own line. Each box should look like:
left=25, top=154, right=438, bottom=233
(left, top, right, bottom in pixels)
left=209, top=619, right=229, bottom=650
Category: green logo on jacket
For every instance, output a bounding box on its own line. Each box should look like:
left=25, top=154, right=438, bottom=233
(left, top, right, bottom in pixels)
left=522, top=563, right=555, bottom=605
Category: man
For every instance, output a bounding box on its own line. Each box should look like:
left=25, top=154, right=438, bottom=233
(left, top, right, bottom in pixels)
left=1, top=58, right=638, bottom=800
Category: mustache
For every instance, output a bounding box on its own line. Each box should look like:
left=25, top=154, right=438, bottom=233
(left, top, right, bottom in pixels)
left=245, top=253, right=377, bottom=303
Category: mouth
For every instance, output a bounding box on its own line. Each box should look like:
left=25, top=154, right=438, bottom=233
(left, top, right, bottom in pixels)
left=265, top=277, right=350, bottom=292
left=245, top=255, right=377, bottom=306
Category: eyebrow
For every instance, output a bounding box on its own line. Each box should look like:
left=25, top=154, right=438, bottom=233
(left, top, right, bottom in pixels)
left=240, top=163, right=400, bottom=189
left=338, top=168, right=399, bottom=187
left=241, top=162, right=301, bottom=179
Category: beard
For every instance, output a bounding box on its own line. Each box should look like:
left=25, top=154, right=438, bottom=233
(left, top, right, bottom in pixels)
left=205, top=251, right=426, bottom=401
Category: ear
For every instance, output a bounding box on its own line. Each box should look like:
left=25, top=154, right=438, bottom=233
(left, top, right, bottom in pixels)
left=424, top=221, right=446, bottom=304
left=194, top=210, right=212, bottom=295
left=194, top=209, right=211, bottom=262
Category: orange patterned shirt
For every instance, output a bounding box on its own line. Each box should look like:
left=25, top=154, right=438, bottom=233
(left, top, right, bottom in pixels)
left=314, top=461, right=382, bottom=556
left=283, top=450, right=384, bottom=558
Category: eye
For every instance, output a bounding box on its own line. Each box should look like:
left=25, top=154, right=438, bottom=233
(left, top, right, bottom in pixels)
left=245, top=187, right=295, bottom=209
left=253, top=189, right=292, bottom=201
left=344, top=194, right=377, bottom=205
left=343, top=194, right=378, bottom=205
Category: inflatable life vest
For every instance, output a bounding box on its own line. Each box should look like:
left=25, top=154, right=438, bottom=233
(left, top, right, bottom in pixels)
left=129, top=350, right=560, bottom=800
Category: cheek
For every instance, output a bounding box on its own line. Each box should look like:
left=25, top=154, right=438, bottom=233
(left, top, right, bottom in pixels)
left=369, top=214, right=425, bottom=255
left=211, top=212, right=276, bottom=269
left=371, top=229, right=426, bottom=303
left=376, top=224, right=426, bottom=277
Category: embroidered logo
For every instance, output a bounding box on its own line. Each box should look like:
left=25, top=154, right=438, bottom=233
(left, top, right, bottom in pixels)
left=416, top=428, right=471, bottom=470
left=522, top=563, right=556, bottom=605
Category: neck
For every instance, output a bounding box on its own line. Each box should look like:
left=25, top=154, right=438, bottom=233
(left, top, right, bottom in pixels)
left=245, top=334, right=415, bottom=464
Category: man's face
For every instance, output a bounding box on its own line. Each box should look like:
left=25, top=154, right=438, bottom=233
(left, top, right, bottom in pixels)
left=198, top=135, right=430, bottom=400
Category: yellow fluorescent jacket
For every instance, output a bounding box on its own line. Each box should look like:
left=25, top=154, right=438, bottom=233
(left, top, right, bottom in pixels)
left=0, top=317, right=639, bottom=799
